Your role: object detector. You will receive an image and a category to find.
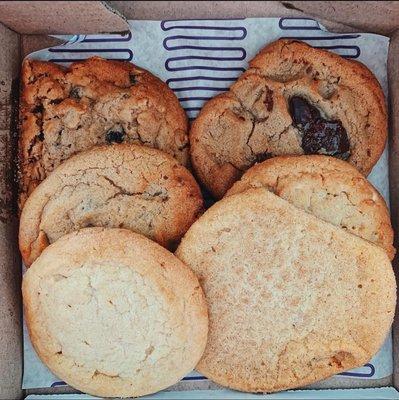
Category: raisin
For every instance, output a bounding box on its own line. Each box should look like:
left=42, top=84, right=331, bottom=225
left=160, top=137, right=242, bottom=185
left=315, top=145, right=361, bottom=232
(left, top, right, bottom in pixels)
left=255, top=151, right=273, bottom=163
left=32, top=104, right=44, bottom=114
left=264, top=88, right=274, bottom=112
left=105, top=127, right=125, bottom=144
left=129, top=74, right=137, bottom=85
left=70, top=86, right=82, bottom=99
left=50, top=98, right=62, bottom=105
left=289, top=96, right=350, bottom=159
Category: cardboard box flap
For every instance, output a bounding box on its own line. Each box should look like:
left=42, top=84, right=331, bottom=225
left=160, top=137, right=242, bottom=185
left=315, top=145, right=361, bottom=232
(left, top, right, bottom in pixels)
left=109, top=0, right=297, bottom=19
left=108, top=1, right=359, bottom=33
left=284, top=1, right=399, bottom=35
left=0, top=1, right=128, bottom=35
left=110, top=1, right=399, bottom=35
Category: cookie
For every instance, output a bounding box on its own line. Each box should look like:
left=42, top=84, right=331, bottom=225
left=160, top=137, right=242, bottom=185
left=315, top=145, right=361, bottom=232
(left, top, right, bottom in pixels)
left=227, top=155, right=394, bottom=259
left=23, top=227, right=208, bottom=398
left=190, top=39, right=387, bottom=198
left=19, top=144, right=203, bottom=266
left=20, top=56, right=188, bottom=207
left=176, top=188, right=396, bottom=393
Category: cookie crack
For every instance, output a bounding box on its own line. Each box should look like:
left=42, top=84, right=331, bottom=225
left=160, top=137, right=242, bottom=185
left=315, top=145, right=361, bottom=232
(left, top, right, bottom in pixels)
left=231, top=90, right=267, bottom=124
left=92, top=369, right=121, bottom=379
left=340, top=190, right=357, bottom=208
left=102, top=176, right=137, bottom=197
left=348, top=331, right=369, bottom=355
left=245, top=119, right=257, bottom=156
left=103, top=175, right=169, bottom=203
left=136, top=130, right=153, bottom=145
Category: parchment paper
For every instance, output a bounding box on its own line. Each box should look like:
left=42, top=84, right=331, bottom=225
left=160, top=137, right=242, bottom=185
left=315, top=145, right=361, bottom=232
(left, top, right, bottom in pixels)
left=23, top=386, right=399, bottom=399
left=22, top=17, right=392, bottom=391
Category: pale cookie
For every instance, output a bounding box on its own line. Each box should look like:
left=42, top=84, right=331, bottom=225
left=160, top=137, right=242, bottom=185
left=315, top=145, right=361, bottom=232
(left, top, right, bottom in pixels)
left=176, top=189, right=396, bottom=393
left=190, top=39, right=387, bottom=198
left=20, top=56, right=188, bottom=207
left=23, top=227, right=208, bottom=398
left=227, top=155, right=394, bottom=259
left=19, top=144, right=203, bottom=266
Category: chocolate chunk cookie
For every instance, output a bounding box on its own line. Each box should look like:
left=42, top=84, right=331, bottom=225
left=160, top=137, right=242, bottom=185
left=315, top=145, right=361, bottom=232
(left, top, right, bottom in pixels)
left=19, top=144, right=203, bottom=266
left=23, top=227, right=208, bottom=398
left=190, top=39, right=387, bottom=198
left=19, top=57, right=189, bottom=207
left=227, top=155, right=394, bottom=259
left=176, top=188, right=396, bottom=393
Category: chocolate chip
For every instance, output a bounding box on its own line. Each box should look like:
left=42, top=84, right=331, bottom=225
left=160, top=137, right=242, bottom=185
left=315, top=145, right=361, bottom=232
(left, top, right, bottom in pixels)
left=70, top=86, right=83, bottom=99
left=105, top=127, right=125, bottom=144
left=37, top=131, right=44, bottom=141
left=289, top=96, right=350, bottom=159
left=129, top=74, right=137, bottom=85
left=264, top=88, right=274, bottom=112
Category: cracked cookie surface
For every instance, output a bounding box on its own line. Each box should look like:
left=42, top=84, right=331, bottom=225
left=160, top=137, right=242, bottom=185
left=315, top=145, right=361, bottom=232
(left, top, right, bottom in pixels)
left=23, top=228, right=208, bottom=398
left=176, top=189, right=396, bottom=393
left=190, top=39, right=387, bottom=198
left=20, top=56, right=188, bottom=207
left=227, top=155, right=394, bottom=259
left=19, top=144, right=203, bottom=266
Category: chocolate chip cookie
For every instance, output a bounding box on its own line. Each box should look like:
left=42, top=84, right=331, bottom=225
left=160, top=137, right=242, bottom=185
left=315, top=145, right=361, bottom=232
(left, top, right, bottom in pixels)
left=23, top=227, right=208, bottom=397
left=176, top=188, right=395, bottom=393
left=190, top=39, right=387, bottom=198
left=227, top=155, right=394, bottom=259
left=20, top=56, right=189, bottom=207
left=19, top=144, right=203, bottom=266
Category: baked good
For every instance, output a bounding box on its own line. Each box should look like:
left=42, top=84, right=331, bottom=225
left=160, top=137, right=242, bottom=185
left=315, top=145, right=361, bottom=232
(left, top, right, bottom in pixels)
left=176, top=188, right=396, bottom=393
left=190, top=39, right=387, bottom=198
left=227, top=155, right=394, bottom=259
left=20, top=56, right=188, bottom=207
left=19, top=144, right=203, bottom=266
left=23, top=227, right=208, bottom=398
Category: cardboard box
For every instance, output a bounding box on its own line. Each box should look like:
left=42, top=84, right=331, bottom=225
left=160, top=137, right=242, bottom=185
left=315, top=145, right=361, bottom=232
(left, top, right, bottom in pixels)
left=0, top=1, right=399, bottom=399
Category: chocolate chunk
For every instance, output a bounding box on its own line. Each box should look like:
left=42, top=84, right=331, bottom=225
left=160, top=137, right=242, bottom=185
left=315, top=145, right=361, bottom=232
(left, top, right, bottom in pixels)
left=289, top=96, right=350, bottom=159
left=106, top=127, right=125, bottom=144
left=289, top=96, right=320, bottom=127
left=302, top=119, right=350, bottom=159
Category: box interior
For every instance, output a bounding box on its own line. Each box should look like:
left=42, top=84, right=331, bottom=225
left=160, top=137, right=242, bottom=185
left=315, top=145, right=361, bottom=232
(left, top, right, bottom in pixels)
left=0, top=1, right=128, bottom=34
left=1, top=1, right=399, bottom=399
left=388, top=26, right=399, bottom=392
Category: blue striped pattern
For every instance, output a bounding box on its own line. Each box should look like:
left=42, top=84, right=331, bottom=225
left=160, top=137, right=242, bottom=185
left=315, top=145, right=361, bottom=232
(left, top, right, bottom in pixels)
left=161, top=19, right=247, bottom=120
left=47, top=32, right=133, bottom=64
